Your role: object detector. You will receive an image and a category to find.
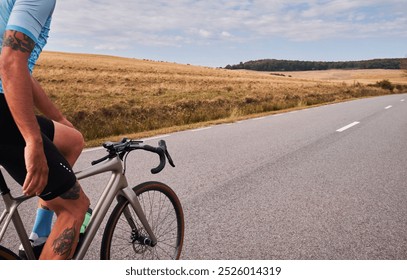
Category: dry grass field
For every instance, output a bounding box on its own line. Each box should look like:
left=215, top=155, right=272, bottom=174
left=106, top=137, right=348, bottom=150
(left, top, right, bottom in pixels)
left=272, top=69, right=407, bottom=85
left=34, top=52, right=406, bottom=146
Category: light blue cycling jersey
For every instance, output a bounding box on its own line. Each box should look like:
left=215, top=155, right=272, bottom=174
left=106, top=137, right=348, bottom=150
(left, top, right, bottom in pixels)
left=0, top=0, right=56, bottom=94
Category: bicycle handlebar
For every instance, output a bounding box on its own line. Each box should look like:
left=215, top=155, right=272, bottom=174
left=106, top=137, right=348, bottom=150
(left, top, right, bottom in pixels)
left=91, top=138, right=175, bottom=174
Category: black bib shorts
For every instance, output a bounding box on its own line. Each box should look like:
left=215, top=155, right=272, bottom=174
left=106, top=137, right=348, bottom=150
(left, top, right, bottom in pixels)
left=0, top=94, right=76, bottom=201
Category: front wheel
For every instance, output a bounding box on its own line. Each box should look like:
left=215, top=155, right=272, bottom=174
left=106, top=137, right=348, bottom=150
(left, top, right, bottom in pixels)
left=100, top=181, right=184, bottom=259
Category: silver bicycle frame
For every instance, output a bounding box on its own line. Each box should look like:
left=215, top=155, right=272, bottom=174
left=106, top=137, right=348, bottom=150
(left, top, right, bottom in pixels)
left=0, top=193, right=36, bottom=259
left=0, top=155, right=157, bottom=260
left=73, top=155, right=158, bottom=259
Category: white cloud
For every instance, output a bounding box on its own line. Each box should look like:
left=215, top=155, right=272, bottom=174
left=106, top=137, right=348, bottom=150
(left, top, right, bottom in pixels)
left=190, top=28, right=212, bottom=39
left=221, top=31, right=232, bottom=38
left=46, top=0, right=407, bottom=64
left=94, top=44, right=128, bottom=51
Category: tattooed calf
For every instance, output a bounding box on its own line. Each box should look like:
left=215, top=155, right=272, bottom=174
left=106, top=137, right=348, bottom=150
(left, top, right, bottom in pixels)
left=52, top=226, right=76, bottom=257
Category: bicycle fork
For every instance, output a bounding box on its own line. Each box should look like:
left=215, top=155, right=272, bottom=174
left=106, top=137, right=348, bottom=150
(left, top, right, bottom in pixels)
left=72, top=156, right=158, bottom=259
left=120, top=187, right=158, bottom=247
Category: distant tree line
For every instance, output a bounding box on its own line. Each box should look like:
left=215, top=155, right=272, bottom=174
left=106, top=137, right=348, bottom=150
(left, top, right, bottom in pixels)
left=401, top=57, right=407, bottom=71
left=224, top=58, right=404, bottom=71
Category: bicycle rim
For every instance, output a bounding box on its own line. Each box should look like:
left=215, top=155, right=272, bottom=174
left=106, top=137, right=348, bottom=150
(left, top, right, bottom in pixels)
left=0, top=245, right=20, bottom=260
left=101, top=181, right=184, bottom=260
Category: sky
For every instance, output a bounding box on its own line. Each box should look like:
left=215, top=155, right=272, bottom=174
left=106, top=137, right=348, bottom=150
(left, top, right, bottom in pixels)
left=46, top=0, right=407, bottom=67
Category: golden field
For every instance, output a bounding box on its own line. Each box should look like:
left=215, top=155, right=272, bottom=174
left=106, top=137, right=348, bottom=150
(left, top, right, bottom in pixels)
left=273, top=69, right=407, bottom=85
left=34, top=51, right=406, bottom=146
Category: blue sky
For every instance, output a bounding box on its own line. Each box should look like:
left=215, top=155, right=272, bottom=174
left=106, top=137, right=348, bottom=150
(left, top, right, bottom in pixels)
left=46, top=0, right=407, bottom=67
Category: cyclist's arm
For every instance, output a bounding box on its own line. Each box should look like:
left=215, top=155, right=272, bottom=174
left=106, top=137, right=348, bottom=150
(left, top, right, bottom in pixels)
left=32, top=76, right=74, bottom=128
left=0, top=30, right=48, bottom=196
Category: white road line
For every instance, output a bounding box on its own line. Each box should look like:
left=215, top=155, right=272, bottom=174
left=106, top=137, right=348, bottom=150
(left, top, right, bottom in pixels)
left=252, top=116, right=266, bottom=121
left=385, top=105, right=392, bottom=109
left=336, top=121, right=360, bottom=132
left=191, top=127, right=212, bottom=132
left=83, top=146, right=104, bottom=153
left=142, top=134, right=170, bottom=141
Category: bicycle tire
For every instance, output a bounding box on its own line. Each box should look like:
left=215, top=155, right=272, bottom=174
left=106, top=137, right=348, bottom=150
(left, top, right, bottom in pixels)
left=100, top=181, right=184, bottom=260
left=0, top=245, right=20, bottom=260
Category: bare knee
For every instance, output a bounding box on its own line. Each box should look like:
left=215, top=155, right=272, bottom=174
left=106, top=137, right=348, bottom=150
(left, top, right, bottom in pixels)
left=71, top=130, right=85, bottom=160
left=65, top=129, right=85, bottom=164
left=47, top=183, right=90, bottom=222
left=66, top=186, right=89, bottom=220
left=53, top=121, right=85, bottom=166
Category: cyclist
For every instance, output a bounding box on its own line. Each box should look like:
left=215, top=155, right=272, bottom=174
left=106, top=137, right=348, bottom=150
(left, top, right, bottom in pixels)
left=0, top=0, right=90, bottom=259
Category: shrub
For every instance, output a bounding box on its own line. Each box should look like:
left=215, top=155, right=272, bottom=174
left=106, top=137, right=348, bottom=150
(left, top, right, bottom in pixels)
left=375, top=80, right=395, bottom=91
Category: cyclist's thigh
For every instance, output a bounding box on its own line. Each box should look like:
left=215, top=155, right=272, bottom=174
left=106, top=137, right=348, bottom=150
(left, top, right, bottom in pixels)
left=0, top=94, right=76, bottom=200
left=0, top=134, right=77, bottom=200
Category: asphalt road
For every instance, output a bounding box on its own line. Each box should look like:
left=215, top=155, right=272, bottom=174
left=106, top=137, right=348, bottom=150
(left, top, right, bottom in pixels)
left=2, top=93, right=407, bottom=260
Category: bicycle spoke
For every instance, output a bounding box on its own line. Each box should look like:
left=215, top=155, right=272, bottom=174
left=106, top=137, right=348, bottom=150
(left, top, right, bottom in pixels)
left=102, top=183, right=183, bottom=260
left=157, top=214, right=177, bottom=238
left=154, top=243, right=177, bottom=259
left=151, top=199, right=176, bottom=235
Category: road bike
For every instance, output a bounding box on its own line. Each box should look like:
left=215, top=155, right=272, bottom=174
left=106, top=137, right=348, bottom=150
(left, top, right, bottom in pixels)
left=0, top=138, right=184, bottom=260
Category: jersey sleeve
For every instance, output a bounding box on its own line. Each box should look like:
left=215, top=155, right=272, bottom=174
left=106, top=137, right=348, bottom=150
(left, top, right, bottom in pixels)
left=6, top=0, right=56, bottom=43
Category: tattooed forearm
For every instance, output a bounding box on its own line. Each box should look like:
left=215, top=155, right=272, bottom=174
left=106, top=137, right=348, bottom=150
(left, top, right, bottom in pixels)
left=2, top=31, right=34, bottom=53
left=60, top=182, right=81, bottom=200
left=52, top=226, right=76, bottom=257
